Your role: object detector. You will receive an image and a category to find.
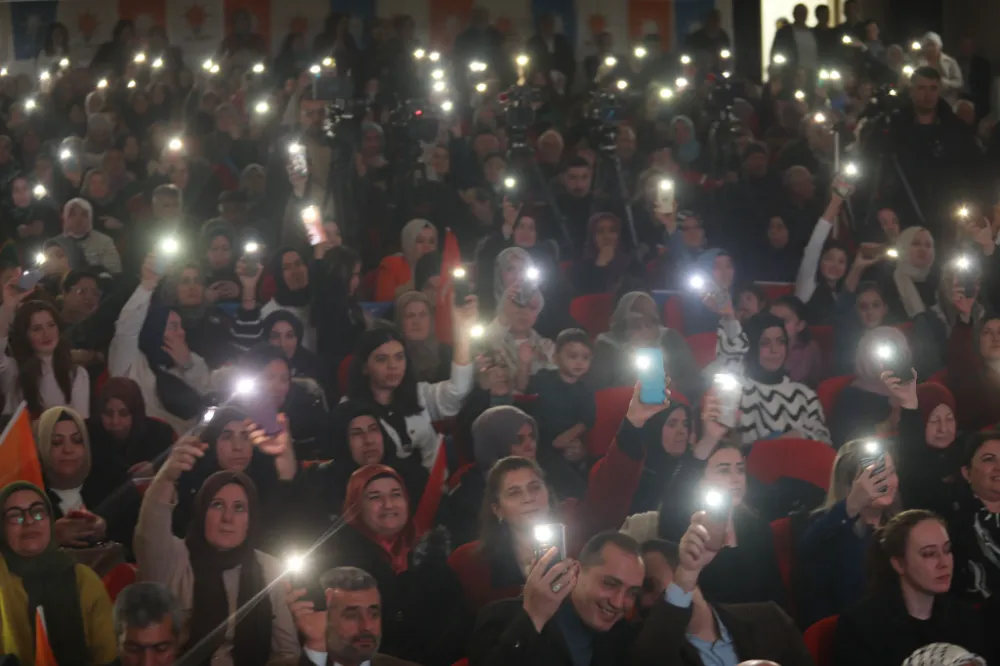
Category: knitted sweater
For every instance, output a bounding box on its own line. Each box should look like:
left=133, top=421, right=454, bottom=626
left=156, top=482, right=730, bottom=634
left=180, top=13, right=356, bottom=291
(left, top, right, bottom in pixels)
left=715, top=318, right=831, bottom=445
left=65, top=231, right=122, bottom=273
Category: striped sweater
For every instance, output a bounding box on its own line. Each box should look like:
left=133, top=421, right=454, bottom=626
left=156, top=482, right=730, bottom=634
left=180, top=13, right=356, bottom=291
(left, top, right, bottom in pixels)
left=714, top=318, right=832, bottom=446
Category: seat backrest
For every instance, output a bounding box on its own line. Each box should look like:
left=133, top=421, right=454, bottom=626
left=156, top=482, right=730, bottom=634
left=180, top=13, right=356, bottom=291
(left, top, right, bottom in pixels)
left=685, top=331, right=717, bottom=369
left=809, top=325, right=836, bottom=377
left=803, top=615, right=839, bottom=666
left=338, top=355, right=353, bottom=396
left=585, top=386, right=635, bottom=456
left=755, top=281, right=795, bottom=301
left=769, top=517, right=795, bottom=601
left=569, top=293, right=615, bottom=337
left=746, top=438, right=836, bottom=491
left=816, top=374, right=853, bottom=420
left=663, top=295, right=684, bottom=333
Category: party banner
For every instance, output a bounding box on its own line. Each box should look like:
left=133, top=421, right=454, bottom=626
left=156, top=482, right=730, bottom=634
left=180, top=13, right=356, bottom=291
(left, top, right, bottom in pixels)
left=119, top=0, right=167, bottom=38
left=166, top=0, right=225, bottom=62
left=628, top=0, right=672, bottom=47
left=531, top=0, right=575, bottom=53
left=9, top=1, right=58, bottom=62
left=57, top=0, right=115, bottom=66
left=428, top=0, right=472, bottom=51
left=224, top=0, right=271, bottom=49
left=0, top=403, right=43, bottom=489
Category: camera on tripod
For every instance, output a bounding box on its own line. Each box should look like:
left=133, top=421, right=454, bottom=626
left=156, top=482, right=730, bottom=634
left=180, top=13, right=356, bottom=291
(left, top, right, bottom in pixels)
left=502, top=84, right=541, bottom=151
left=587, top=87, right=630, bottom=153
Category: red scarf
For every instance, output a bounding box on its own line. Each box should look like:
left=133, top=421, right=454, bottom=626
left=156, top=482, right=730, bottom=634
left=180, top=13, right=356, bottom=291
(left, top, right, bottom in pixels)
left=343, top=465, right=417, bottom=574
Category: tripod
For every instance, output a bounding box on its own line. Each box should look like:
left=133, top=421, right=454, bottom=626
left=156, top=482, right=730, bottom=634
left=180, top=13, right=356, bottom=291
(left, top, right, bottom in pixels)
left=507, top=142, right=575, bottom=255
left=593, top=147, right=639, bottom=251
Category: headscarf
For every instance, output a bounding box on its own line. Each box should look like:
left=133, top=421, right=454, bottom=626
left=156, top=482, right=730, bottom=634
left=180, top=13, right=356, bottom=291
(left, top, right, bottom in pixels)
left=270, top=247, right=311, bottom=308
left=493, top=247, right=533, bottom=306
left=672, top=115, right=701, bottom=165
left=394, top=291, right=443, bottom=383
left=161, top=263, right=208, bottom=325
left=61, top=198, right=93, bottom=239
left=917, top=383, right=956, bottom=429
left=852, top=326, right=911, bottom=396
left=582, top=213, right=630, bottom=275
left=183, top=471, right=271, bottom=666
left=903, top=643, right=986, bottom=666
left=240, top=164, right=265, bottom=201
left=343, top=465, right=417, bottom=573
left=597, top=291, right=664, bottom=349
left=471, top=405, right=538, bottom=471
left=742, top=312, right=789, bottom=384
left=43, top=236, right=84, bottom=272
left=400, top=218, right=437, bottom=270
left=893, top=226, right=935, bottom=318
left=642, top=403, right=692, bottom=473
left=89, top=377, right=155, bottom=463
left=0, top=481, right=88, bottom=666
left=137, top=303, right=205, bottom=420
left=199, top=218, right=238, bottom=283
left=36, top=406, right=91, bottom=488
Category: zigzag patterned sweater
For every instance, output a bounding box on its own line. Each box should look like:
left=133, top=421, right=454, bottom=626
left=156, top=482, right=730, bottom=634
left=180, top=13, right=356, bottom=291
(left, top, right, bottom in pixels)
left=714, top=318, right=832, bottom=446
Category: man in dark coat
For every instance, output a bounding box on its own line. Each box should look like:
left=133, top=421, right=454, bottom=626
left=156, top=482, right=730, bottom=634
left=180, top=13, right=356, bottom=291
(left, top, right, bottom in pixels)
left=469, top=531, right=644, bottom=666
left=290, top=566, right=422, bottom=666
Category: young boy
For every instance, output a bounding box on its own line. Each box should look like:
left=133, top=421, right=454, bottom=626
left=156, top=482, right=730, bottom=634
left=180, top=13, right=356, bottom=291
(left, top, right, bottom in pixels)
left=522, top=328, right=597, bottom=465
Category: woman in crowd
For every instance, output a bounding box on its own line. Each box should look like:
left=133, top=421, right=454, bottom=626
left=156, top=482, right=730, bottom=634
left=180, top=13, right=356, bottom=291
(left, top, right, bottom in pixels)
left=753, top=214, right=801, bottom=283
left=199, top=219, right=241, bottom=301
left=3, top=172, right=59, bottom=248
left=447, top=386, right=666, bottom=615
left=108, top=255, right=210, bottom=433
left=571, top=212, right=643, bottom=295
left=672, top=115, right=705, bottom=172
left=483, top=284, right=555, bottom=383
left=0, top=277, right=89, bottom=417
left=832, top=326, right=913, bottom=447
left=797, top=438, right=901, bottom=626
left=481, top=247, right=574, bottom=338
left=345, top=304, right=476, bottom=470
left=834, top=279, right=890, bottom=376
left=35, top=22, right=69, bottom=74
left=623, top=396, right=787, bottom=607
left=311, top=245, right=368, bottom=377
left=261, top=310, right=324, bottom=385
left=795, top=187, right=849, bottom=325
left=135, top=437, right=299, bottom=666
left=161, top=261, right=235, bottom=369
left=833, top=510, right=986, bottom=666
left=321, top=464, right=467, bottom=666
left=945, top=298, right=1000, bottom=431
left=770, top=295, right=823, bottom=387
left=883, top=226, right=938, bottom=322
left=629, top=402, right=693, bottom=513
left=375, top=218, right=438, bottom=302
left=715, top=310, right=831, bottom=444
left=0, top=481, right=116, bottom=664
left=395, top=290, right=452, bottom=384
left=261, top=247, right=314, bottom=351
left=591, top=291, right=703, bottom=403
left=682, top=248, right=737, bottom=335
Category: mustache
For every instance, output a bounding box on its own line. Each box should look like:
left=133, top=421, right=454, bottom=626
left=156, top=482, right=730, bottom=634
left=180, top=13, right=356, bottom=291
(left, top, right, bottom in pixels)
left=353, top=632, right=378, bottom=643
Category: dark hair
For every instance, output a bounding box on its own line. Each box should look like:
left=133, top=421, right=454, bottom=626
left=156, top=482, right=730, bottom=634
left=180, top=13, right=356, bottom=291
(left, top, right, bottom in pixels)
left=111, top=19, right=134, bottom=42
left=43, top=22, right=69, bottom=55
left=242, top=343, right=291, bottom=375
left=640, top=539, right=679, bottom=569
left=579, top=531, right=642, bottom=569
left=962, top=432, right=1000, bottom=469
left=564, top=157, right=590, bottom=172
left=913, top=66, right=942, bottom=82
left=478, top=457, right=552, bottom=554
left=10, top=301, right=76, bottom=417
left=771, top=295, right=812, bottom=343
left=62, top=269, right=100, bottom=294
left=555, top=328, right=592, bottom=352
left=868, top=509, right=946, bottom=593
left=735, top=283, right=768, bottom=310
left=347, top=325, right=421, bottom=416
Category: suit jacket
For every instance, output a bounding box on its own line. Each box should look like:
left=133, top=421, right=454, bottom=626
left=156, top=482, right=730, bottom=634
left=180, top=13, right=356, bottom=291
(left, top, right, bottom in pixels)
left=631, top=599, right=815, bottom=666
left=526, top=33, right=576, bottom=89
left=469, top=599, right=636, bottom=666
left=297, top=652, right=423, bottom=666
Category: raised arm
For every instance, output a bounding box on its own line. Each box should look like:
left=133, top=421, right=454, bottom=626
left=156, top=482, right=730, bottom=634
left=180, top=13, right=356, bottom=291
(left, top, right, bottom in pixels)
left=108, top=257, right=160, bottom=376
left=419, top=297, right=478, bottom=422
left=795, top=192, right=844, bottom=302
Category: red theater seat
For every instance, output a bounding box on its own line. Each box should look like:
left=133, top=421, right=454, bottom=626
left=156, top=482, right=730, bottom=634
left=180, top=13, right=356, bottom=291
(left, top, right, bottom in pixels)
left=747, top=438, right=836, bottom=491
left=685, top=332, right=717, bottom=369
left=755, top=281, right=795, bottom=301
left=663, top=296, right=684, bottom=333
left=338, top=355, right=353, bottom=396
left=804, top=615, right=839, bottom=666
left=102, top=563, right=137, bottom=602
left=817, top=374, right=853, bottom=421
left=585, top=386, right=634, bottom=456
left=569, top=293, right=615, bottom=337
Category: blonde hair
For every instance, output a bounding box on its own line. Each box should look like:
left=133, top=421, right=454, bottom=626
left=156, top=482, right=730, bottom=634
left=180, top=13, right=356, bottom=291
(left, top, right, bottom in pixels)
left=35, top=406, right=91, bottom=487
left=815, top=438, right=902, bottom=521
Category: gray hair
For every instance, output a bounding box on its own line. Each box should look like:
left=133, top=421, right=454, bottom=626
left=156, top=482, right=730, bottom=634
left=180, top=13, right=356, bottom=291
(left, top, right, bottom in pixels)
left=113, top=582, right=182, bottom=639
left=320, top=566, right=378, bottom=593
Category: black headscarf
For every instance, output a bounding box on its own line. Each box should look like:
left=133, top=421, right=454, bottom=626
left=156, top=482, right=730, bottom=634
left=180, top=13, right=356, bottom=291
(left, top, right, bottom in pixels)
left=0, top=481, right=88, bottom=666
left=183, top=471, right=271, bottom=666
left=742, top=312, right=789, bottom=385
left=260, top=309, right=320, bottom=381
left=137, top=302, right=204, bottom=420
left=271, top=247, right=311, bottom=307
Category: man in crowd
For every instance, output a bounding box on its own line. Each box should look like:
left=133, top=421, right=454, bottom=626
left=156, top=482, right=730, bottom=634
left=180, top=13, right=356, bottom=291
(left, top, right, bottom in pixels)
left=112, top=582, right=181, bottom=666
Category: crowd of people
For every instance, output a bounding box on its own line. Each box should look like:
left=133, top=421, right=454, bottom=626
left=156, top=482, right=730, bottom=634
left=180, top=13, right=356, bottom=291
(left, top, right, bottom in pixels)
left=2, top=2, right=1000, bottom=665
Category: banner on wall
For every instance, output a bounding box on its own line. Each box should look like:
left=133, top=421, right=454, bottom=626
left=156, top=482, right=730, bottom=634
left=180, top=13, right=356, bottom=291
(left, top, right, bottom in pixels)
left=572, top=0, right=627, bottom=61
left=166, top=0, right=224, bottom=61
left=629, top=0, right=672, bottom=48
left=428, top=0, right=472, bottom=51
left=118, top=0, right=167, bottom=37
left=57, top=0, right=114, bottom=65
left=9, top=1, right=58, bottom=62
left=224, top=0, right=270, bottom=49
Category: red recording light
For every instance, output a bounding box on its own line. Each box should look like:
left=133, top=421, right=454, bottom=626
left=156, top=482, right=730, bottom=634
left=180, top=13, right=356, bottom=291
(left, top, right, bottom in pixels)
left=414, top=109, right=423, bottom=116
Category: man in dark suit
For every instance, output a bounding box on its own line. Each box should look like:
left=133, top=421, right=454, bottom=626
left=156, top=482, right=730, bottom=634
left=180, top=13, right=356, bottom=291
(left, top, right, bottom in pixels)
left=290, top=566, right=421, bottom=666
left=527, top=13, right=576, bottom=93
left=469, top=531, right=645, bottom=666
left=630, top=524, right=814, bottom=666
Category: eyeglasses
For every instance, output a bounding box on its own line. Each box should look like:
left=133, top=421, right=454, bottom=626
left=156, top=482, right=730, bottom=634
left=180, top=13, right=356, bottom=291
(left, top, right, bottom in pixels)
left=3, top=502, right=49, bottom=526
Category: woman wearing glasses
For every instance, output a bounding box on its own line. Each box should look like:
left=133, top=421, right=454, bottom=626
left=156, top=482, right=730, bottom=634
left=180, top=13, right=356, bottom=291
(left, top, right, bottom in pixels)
left=0, top=481, right=116, bottom=664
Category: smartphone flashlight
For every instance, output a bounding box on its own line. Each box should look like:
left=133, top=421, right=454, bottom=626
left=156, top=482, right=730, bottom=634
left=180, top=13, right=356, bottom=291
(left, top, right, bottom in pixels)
left=432, top=81, right=447, bottom=93
left=886, top=248, right=899, bottom=259
left=322, top=56, right=334, bottom=68
left=413, top=48, right=426, bottom=60
left=659, top=179, right=674, bottom=192
left=33, top=184, right=46, bottom=198
left=813, top=111, right=827, bottom=124
left=470, top=324, right=484, bottom=339
left=680, top=54, right=692, bottom=65
left=39, top=71, right=51, bottom=83
left=659, top=87, right=674, bottom=100
left=288, top=142, right=304, bottom=156
left=453, top=266, right=467, bottom=280
left=127, top=79, right=136, bottom=89
left=254, top=100, right=270, bottom=115
left=842, top=34, right=853, bottom=45
left=875, top=343, right=894, bottom=361
left=773, top=53, right=787, bottom=65
left=244, top=242, right=260, bottom=255
left=202, top=58, right=214, bottom=71
left=534, top=524, right=554, bottom=542
left=604, top=55, right=618, bottom=68
left=167, top=137, right=183, bottom=152
left=160, top=235, right=180, bottom=253
left=704, top=489, right=726, bottom=509
left=911, top=40, right=922, bottom=51
left=469, top=60, right=487, bottom=73
left=515, top=53, right=529, bottom=67
left=688, top=274, right=707, bottom=291
left=201, top=406, right=217, bottom=424
left=525, top=266, right=540, bottom=282
left=308, top=64, right=321, bottom=75
left=285, top=553, right=306, bottom=574
left=956, top=205, right=970, bottom=219
left=96, top=78, right=108, bottom=89
left=431, top=68, right=444, bottom=80
left=676, top=77, right=689, bottom=90
left=955, top=255, right=972, bottom=271
left=819, top=69, right=831, bottom=81
left=843, top=162, right=860, bottom=179
left=428, top=51, right=441, bottom=62
left=616, top=79, right=628, bottom=91
left=714, top=373, right=740, bottom=392
left=720, top=48, right=732, bottom=60
left=830, top=69, right=842, bottom=81
left=475, top=82, right=488, bottom=93
left=59, top=58, right=70, bottom=69
left=441, top=100, right=454, bottom=112
left=864, top=440, right=880, bottom=456
left=634, top=353, right=652, bottom=371
left=58, top=147, right=71, bottom=161
left=24, top=98, right=37, bottom=112
left=152, top=57, right=164, bottom=69
left=504, top=176, right=517, bottom=190
left=34, top=252, right=46, bottom=266
left=0, top=68, right=8, bottom=77
left=250, top=62, right=265, bottom=75
left=633, top=45, right=648, bottom=59
left=903, top=65, right=915, bottom=77
left=235, top=377, right=256, bottom=395
left=301, top=205, right=319, bottom=224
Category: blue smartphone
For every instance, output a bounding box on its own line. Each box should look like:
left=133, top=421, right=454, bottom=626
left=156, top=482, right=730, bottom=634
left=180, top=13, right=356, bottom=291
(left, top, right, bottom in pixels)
left=635, top=347, right=665, bottom=405
left=17, top=269, right=43, bottom=291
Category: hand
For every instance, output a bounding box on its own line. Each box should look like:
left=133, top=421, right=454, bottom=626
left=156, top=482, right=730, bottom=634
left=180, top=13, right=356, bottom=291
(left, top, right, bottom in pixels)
left=161, top=336, right=192, bottom=368
left=523, top=548, right=580, bottom=633
left=553, top=437, right=587, bottom=463
left=674, top=513, right=719, bottom=591
left=158, top=437, right=207, bottom=484
left=518, top=340, right=536, bottom=365
left=845, top=465, right=891, bottom=517
left=700, top=291, right=735, bottom=320
left=54, top=516, right=100, bottom=547
left=285, top=584, right=327, bottom=652
left=852, top=245, right=881, bottom=271
left=236, top=260, right=263, bottom=292
left=951, top=281, right=977, bottom=319
left=70, top=349, right=97, bottom=365
left=208, top=281, right=239, bottom=301
left=880, top=370, right=917, bottom=409
left=700, top=394, right=731, bottom=443
left=1, top=270, right=35, bottom=309
left=141, top=254, right=161, bottom=289
left=454, top=294, right=479, bottom=330
left=100, top=216, right=124, bottom=230
left=625, top=379, right=672, bottom=428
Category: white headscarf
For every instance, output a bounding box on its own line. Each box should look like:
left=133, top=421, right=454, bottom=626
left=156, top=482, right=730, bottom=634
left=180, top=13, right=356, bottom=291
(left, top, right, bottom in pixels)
left=903, top=643, right=986, bottom=666
left=893, top=226, right=935, bottom=317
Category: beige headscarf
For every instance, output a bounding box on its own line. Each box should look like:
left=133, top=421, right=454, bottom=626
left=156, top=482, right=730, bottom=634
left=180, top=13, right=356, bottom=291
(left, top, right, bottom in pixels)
left=35, top=406, right=91, bottom=488
left=893, top=226, right=935, bottom=318
left=394, top=291, right=443, bottom=382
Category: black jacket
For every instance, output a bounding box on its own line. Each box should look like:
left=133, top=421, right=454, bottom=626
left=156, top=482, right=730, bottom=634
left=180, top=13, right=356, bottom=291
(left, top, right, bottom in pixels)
left=631, top=599, right=814, bottom=666
left=526, top=33, right=576, bottom=90
left=833, top=588, right=987, bottom=666
left=469, top=598, right=637, bottom=666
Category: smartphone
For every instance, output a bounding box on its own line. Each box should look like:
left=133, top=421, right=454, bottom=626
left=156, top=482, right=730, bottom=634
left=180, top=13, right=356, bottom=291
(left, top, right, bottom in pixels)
left=243, top=243, right=261, bottom=276
left=290, top=569, right=327, bottom=611
left=453, top=268, right=473, bottom=305
left=245, top=392, right=284, bottom=437
left=513, top=279, right=538, bottom=308
left=860, top=442, right=888, bottom=493
left=858, top=243, right=884, bottom=260
left=701, top=488, right=730, bottom=552
left=153, top=254, right=173, bottom=275
left=876, top=342, right=914, bottom=385
left=957, top=267, right=980, bottom=297
left=713, top=374, right=742, bottom=428
left=533, top=523, right=567, bottom=568
left=17, top=269, right=43, bottom=291
left=288, top=144, right=308, bottom=179
left=635, top=348, right=666, bottom=404
left=300, top=206, right=328, bottom=246
left=656, top=179, right=676, bottom=215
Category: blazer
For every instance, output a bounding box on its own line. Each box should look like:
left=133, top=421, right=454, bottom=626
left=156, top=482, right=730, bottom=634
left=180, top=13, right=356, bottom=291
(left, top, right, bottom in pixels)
left=297, top=652, right=422, bottom=666
left=631, top=599, right=815, bottom=666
